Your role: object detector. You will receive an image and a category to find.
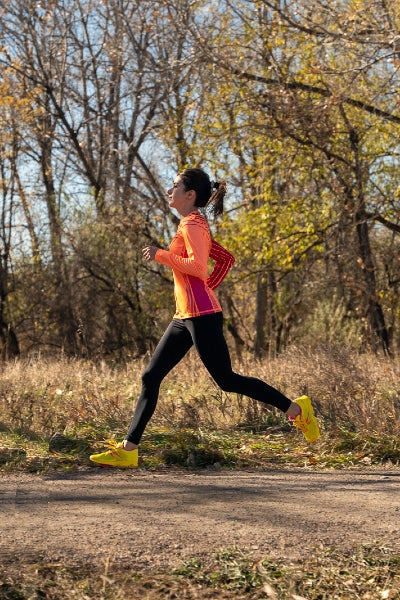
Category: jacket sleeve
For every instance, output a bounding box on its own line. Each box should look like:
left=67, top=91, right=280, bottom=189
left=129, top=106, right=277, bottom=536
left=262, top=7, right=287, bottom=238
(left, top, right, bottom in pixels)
left=206, top=239, right=235, bottom=290
left=154, top=222, right=209, bottom=280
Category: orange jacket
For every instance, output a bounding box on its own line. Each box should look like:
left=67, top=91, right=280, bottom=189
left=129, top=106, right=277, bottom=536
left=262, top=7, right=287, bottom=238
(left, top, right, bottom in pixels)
left=155, top=211, right=235, bottom=319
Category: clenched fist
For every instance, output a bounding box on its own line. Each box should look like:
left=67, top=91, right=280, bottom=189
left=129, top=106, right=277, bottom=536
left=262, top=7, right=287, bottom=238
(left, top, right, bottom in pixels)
left=142, top=245, right=160, bottom=262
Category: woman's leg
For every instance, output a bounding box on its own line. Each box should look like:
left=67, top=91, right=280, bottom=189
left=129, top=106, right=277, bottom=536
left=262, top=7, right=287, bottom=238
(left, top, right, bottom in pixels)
left=187, top=313, right=319, bottom=442
left=186, top=313, right=292, bottom=412
left=125, top=320, right=193, bottom=445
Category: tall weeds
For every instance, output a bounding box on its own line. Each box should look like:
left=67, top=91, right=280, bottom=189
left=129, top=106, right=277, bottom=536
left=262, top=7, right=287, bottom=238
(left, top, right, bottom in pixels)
left=0, top=347, right=399, bottom=441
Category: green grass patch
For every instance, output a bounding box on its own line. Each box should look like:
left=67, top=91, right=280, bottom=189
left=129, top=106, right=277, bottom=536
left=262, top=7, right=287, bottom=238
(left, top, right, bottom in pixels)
left=1, top=423, right=399, bottom=473
left=1, top=545, right=399, bottom=599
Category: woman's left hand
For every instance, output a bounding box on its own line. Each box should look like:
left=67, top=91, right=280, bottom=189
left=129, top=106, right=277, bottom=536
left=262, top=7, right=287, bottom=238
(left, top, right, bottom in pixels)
left=142, top=245, right=160, bottom=262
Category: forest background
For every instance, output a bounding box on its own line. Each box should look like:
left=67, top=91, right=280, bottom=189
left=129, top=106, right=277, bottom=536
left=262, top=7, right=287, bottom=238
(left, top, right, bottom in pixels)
left=2, top=4, right=400, bottom=596
left=0, top=0, right=400, bottom=362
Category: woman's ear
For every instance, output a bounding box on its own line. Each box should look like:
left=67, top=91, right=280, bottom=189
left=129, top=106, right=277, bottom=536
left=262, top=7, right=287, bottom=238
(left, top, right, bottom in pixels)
left=186, top=189, right=196, bottom=203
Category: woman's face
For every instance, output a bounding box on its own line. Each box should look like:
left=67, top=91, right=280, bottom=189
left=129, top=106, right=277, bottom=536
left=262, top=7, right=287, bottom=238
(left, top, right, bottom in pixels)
left=167, top=176, right=195, bottom=214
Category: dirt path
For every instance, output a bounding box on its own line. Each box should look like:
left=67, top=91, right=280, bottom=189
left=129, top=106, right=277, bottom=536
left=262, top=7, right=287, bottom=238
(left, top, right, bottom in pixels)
left=1, top=468, right=400, bottom=570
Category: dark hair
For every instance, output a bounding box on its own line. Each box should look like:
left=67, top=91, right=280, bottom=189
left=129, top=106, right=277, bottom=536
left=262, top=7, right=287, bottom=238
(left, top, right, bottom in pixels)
left=179, top=167, right=227, bottom=217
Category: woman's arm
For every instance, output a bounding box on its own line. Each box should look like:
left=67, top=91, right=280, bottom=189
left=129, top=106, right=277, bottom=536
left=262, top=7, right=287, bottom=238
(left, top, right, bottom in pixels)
left=154, top=222, right=209, bottom=279
left=207, top=239, right=235, bottom=290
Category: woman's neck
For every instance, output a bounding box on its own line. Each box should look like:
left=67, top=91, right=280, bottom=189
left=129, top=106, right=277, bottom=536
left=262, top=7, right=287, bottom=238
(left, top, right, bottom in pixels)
left=179, top=207, right=198, bottom=219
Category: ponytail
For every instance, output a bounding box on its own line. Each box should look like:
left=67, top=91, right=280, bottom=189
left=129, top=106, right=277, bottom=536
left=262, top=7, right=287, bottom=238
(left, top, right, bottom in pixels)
left=206, top=180, right=227, bottom=217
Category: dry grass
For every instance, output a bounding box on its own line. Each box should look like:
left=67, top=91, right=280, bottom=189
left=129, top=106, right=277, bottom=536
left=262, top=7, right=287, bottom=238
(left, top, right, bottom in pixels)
left=0, top=347, right=399, bottom=434
left=0, top=346, right=399, bottom=470
left=1, top=545, right=400, bottom=599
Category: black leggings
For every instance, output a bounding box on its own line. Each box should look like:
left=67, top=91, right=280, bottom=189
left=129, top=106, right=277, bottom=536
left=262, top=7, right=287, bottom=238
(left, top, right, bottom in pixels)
left=126, top=312, right=291, bottom=444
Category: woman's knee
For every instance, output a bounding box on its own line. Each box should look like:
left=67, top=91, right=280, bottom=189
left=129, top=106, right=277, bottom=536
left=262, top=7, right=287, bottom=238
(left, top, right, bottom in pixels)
left=213, top=372, right=237, bottom=393
left=141, top=367, right=158, bottom=388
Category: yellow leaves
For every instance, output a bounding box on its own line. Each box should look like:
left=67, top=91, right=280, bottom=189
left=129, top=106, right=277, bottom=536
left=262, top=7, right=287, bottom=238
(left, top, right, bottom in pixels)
left=222, top=194, right=326, bottom=275
left=0, top=66, right=36, bottom=135
left=0, top=94, right=15, bottom=107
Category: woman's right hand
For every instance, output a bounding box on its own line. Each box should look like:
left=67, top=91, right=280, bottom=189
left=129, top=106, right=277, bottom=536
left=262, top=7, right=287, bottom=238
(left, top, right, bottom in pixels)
left=142, top=245, right=160, bottom=262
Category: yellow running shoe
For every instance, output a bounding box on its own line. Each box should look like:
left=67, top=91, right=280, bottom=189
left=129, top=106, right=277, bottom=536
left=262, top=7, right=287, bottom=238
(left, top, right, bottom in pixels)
left=291, top=395, right=320, bottom=443
left=90, top=440, right=138, bottom=468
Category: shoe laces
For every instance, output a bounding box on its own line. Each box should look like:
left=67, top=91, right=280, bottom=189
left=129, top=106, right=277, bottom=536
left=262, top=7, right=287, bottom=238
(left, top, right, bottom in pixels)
left=104, top=439, right=123, bottom=449
left=103, top=439, right=124, bottom=456
left=294, top=419, right=307, bottom=434
left=292, top=406, right=309, bottom=431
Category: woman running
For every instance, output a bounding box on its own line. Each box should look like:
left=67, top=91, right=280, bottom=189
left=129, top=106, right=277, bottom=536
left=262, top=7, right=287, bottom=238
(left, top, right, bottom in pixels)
left=90, top=168, right=319, bottom=468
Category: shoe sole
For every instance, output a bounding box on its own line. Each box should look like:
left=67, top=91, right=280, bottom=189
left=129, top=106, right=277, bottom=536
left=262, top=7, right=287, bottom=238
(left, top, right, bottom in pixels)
left=92, top=462, right=138, bottom=468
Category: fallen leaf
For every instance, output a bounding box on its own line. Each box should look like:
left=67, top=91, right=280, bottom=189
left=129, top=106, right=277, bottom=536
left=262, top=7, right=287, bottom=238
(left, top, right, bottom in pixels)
left=264, top=583, right=278, bottom=599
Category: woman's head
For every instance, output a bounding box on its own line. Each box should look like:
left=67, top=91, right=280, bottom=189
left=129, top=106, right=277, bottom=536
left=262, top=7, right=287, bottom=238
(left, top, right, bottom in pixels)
left=179, top=168, right=227, bottom=217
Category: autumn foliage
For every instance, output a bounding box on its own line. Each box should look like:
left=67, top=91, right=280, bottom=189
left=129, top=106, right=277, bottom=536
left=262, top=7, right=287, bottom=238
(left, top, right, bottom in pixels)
left=0, top=0, right=399, bottom=359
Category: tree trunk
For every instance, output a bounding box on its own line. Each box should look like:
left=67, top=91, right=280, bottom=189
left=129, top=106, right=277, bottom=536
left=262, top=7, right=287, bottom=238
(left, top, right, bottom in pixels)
left=0, top=261, right=19, bottom=359
left=356, top=216, right=391, bottom=355
left=348, top=123, right=391, bottom=355
left=254, top=271, right=268, bottom=359
left=39, top=108, right=77, bottom=354
left=222, top=292, right=247, bottom=359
